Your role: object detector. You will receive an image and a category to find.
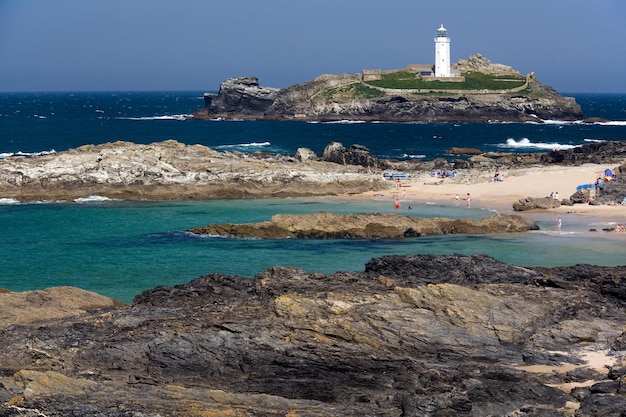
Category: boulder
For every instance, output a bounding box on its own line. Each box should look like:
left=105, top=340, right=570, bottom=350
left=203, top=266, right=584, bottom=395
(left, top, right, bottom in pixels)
left=294, top=147, right=317, bottom=162
left=512, top=196, right=561, bottom=211
left=321, top=142, right=380, bottom=168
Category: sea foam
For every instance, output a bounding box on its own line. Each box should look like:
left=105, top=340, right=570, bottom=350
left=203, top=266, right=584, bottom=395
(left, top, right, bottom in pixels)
left=499, top=138, right=579, bottom=151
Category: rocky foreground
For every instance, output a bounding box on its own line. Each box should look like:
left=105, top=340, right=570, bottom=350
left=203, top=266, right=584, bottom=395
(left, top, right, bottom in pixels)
left=1, top=254, right=625, bottom=416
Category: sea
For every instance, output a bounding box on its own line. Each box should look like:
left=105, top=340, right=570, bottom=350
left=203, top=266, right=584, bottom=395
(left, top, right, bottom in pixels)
left=1, top=91, right=626, bottom=303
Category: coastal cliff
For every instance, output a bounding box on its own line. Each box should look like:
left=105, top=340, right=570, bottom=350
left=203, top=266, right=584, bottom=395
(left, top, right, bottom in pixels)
left=1, top=254, right=625, bottom=416
left=193, top=57, right=583, bottom=122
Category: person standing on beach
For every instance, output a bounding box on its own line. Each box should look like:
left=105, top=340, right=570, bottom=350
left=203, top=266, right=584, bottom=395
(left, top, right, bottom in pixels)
left=466, top=193, right=471, bottom=207
left=557, top=217, right=562, bottom=231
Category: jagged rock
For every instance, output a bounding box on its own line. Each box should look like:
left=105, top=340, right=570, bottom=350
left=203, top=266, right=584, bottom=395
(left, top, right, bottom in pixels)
left=321, top=142, right=380, bottom=168
left=202, top=77, right=280, bottom=116
left=0, top=254, right=625, bottom=416
left=512, top=196, right=561, bottom=211
left=187, top=212, right=539, bottom=239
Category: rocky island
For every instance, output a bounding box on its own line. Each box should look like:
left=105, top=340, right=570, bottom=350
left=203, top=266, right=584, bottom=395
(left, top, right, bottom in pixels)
left=193, top=55, right=583, bottom=122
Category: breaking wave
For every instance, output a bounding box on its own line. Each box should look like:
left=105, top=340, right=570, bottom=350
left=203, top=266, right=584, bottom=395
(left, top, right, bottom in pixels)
left=118, top=114, right=191, bottom=121
left=215, top=142, right=271, bottom=150
left=0, top=149, right=57, bottom=159
left=498, top=138, right=580, bottom=151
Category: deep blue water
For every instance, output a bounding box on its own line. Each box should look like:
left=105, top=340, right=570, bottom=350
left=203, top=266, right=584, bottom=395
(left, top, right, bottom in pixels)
left=1, top=92, right=625, bottom=303
left=1, top=91, right=625, bottom=160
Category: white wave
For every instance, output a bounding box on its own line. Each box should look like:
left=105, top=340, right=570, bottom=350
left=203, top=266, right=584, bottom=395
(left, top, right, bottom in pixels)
left=0, top=149, right=57, bottom=159
left=595, top=120, right=626, bottom=126
left=0, top=198, right=21, bottom=205
left=208, top=117, right=245, bottom=122
left=117, top=114, right=191, bottom=121
left=540, top=119, right=581, bottom=125
left=216, top=142, right=271, bottom=149
left=34, top=114, right=47, bottom=119
left=499, top=138, right=579, bottom=151
left=323, top=120, right=367, bottom=124
left=584, top=138, right=606, bottom=143
left=74, top=195, right=116, bottom=203
left=402, top=153, right=426, bottom=159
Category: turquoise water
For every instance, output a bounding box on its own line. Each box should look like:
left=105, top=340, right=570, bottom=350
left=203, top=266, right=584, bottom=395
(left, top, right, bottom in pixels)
left=1, top=197, right=624, bottom=304
left=1, top=92, right=626, bottom=303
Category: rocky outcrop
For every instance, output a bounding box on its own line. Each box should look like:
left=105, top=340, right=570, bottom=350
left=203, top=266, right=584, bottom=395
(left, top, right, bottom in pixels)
left=0, top=140, right=388, bottom=202
left=0, top=254, right=625, bottom=416
left=542, top=141, right=626, bottom=165
left=202, top=77, right=280, bottom=116
left=187, top=212, right=539, bottom=239
left=193, top=73, right=583, bottom=122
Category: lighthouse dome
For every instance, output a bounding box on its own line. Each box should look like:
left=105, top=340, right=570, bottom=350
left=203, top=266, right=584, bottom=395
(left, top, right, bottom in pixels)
left=436, top=24, right=448, bottom=38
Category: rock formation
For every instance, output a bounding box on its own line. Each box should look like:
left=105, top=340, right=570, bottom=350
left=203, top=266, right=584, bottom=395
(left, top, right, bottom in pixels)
left=0, top=140, right=387, bottom=202
left=0, top=254, right=625, bottom=416
left=193, top=71, right=583, bottom=122
left=187, top=212, right=539, bottom=239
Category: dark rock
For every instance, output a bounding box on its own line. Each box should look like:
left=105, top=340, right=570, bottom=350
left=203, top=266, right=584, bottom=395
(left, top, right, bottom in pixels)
left=1, top=254, right=625, bottom=415
left=321, top=142, right=381, bottom=168
left=201, top=77, right=279, bottom=117
left=570, top=188, right=591, bottom=204
left=541, top=141, right=626, bottom=165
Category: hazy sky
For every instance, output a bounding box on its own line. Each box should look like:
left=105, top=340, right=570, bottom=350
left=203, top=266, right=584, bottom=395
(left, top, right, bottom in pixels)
left=1, top=0, right=625, bottom=93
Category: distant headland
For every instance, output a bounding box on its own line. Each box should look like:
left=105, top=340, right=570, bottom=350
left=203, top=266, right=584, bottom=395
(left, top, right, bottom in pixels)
left=193, top=25, right=583, bottom=122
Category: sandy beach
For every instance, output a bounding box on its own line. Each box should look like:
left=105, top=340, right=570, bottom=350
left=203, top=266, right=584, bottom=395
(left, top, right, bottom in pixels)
left=355, top=163, right=626, bottom=224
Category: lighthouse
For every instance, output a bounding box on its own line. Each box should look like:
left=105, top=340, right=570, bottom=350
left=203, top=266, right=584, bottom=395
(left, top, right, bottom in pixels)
left=434, top=24, right=451, bottom=77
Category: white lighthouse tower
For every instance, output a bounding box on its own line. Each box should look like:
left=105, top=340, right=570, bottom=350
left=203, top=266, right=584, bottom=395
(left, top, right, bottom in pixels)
left=434, top=24, right=451, bottom=77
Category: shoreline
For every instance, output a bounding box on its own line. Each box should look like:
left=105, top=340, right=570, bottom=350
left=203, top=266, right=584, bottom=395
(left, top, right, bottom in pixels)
left=341, top=163, right=626, bottom=236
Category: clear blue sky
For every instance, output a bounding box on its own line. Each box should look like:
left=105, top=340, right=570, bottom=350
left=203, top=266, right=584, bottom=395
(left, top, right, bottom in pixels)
left=1, top=0, right=625, bottom=93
